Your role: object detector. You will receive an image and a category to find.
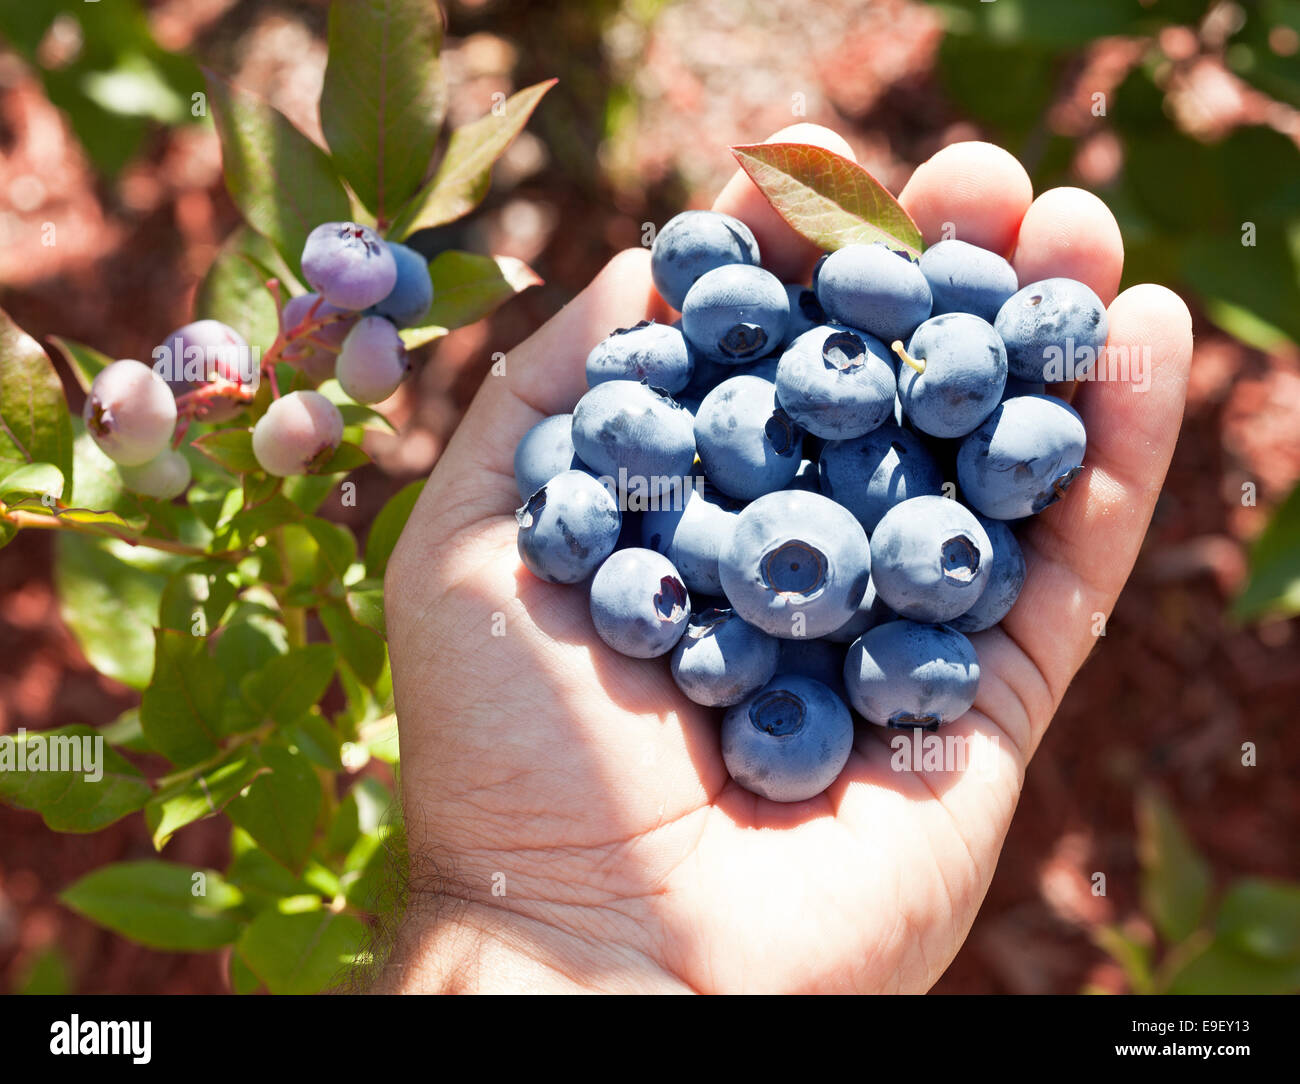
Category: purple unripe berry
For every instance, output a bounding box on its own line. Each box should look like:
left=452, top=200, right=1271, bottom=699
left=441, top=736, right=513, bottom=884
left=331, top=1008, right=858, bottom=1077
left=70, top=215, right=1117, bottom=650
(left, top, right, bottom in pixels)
left=152, top=319, right=256, bottom=422
left=117, top=449, right=192, bottom=500
left=83, top=359, right=178, bottom=466
left=370, top=242, right=433, bottom=327
left=251, top=390, right=344, bottom=476
left=301, top=222, right=397, bottom=311
left=336, top=315, right=408, bottom=404
left=281, top=293, right=357, bottom=383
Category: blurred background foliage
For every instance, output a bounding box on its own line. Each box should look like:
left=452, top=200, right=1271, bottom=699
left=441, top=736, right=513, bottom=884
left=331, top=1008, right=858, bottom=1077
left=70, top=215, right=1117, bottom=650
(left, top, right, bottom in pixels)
left=1, top=0, right=1297, bottom=994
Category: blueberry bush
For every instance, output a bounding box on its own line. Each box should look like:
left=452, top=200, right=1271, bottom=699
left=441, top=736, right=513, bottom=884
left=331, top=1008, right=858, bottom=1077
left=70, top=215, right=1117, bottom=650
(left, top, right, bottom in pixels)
left=0, top=0, right=551, bottom=994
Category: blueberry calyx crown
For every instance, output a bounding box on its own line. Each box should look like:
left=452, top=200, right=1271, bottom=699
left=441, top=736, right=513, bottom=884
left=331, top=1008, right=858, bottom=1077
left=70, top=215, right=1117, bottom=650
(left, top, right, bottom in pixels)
left=750, top=689, right=806, bottom=738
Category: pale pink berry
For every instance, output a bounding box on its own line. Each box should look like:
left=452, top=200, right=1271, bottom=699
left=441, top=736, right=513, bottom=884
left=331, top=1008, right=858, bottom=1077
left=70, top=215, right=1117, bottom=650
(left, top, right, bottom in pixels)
left=336, top=315, right=408, bottom=404
left=251, top=390, right=345, bottom=476
left=83, top=359, right=178, bottom=466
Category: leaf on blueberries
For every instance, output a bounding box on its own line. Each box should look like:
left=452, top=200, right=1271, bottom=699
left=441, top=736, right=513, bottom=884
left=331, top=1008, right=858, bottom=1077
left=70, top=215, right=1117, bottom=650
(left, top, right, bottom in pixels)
left=139, top=629, right=226, bottom=766
left=144, top=751, right=265, bottom=850
left=192, top=428, right=262, bottom=475
left=194, top=227, right=285, bottom=353
left=389, top=79, right=557, bottom=236
left=49, top=336, right=113, bottom=395
left=423, top=251, right=541, bottom=331
left=226, top=742, right=323, bottom=872
left=364, top=479, right=424, bottom=578
left=236, top=906, right=366, bottom=994
left=240, top=643, right=337, bottom=726
left=1137, top=787, right=1211, bottom=945
left=1234, top=479, right=1300, bottom=620
left=320, top=0, right=447, bottom=223
left=0, top=306, right=74, bottom=490
left=204, top=68, right=352, bottom=271
left=730, top=142, right=924, bottom=257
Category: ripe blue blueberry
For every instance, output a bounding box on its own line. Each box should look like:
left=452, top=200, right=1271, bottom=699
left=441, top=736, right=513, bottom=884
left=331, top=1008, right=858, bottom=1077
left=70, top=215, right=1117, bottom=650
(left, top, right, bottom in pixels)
left=641, top=480, right=744, bottom=595
left=719, top=489, right=871, bottom=639
left=815, top=243, right=932, bottom=343
left=818, top=422, right=944, bottom=532
left=775, top=325, right=897, bottom=440
left=670, top=608, right=781, bottom=707
left=370, top=242, right=433, bottom=327
left=585, top=320, right=695, bottom=394
left=589, top=548, right=691, bottom=658
left=919, top=239, right=1019, bottom=323
left=514, top=413, right=583, bottom=500
left=780, top=284, right=828, bottom=346
left=651, top=209, right=760, bottom=310
left=784, top=458, right=821, bottom=493
left=516, top=469, right=621, bottom=584
left=957, top=394, right=1086, bottom=519
left=694, top=375, right=803, bottom=500
left=995, top=277, right=1108, bottom=383
left=301, top=222, right=397, bottom=311
left=681, top=264, right=790, bottom=363
left=825, top=578, right=893, bottom=643
left=844, top=620, right=980, bottom=728
left=869, top=496, right=992, bottom=623
left=776, top=638, right=847, bottom=697
left=895, top=313, right=1007, bottom=439
left=571, top=380, right=696, bottom=503
left=950, top=516, right=1026, bottom=633
left=1001, top=375, right=1046, bottom=400
left=721, top=675, right=854, bottom=802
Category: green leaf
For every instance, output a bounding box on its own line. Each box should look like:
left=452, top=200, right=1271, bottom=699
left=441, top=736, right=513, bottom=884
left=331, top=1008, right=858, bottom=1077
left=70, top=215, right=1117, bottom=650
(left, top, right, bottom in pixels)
left=1, top=462, right=64, bottom=501
left=16, top=946, right=72, bottom=995
left=347, top=581, right=387, bottom=636
left=101, top=708, right=152, bottom=752
left=303, top=516, right=357, bottom=583
left=320, top=0, right=447, bottom=222
left=236, top=906, right=367, bottom=994
left=1137, top=788, right=1211, bottom=945
left=192, top=428, right=262, bottom=474
left=61, top=861, right=244, bottom=952
left=0, top=306, right=74, bottom=490
left=144, top=753, right=265, bottom=849
left=1166, top=937, right=1300, bottom=995
left=313, top=441, right=370, bottom=474
left=0, top=725, right=150, bottom=832
left=391, top=79, right=557, bottom=236
left=399, top=324, right=449, bottom=349
left=422, top=251, right=541, bottom=331
left=204, top=68, right=352, bottom=270
left=320, top=602, right=386, bottom=686
left=1234, top=481, right=1300, bottom=620
left=194, top=227, right=283, bottom=354
left=730, top=142, right=923, bottom=257
left=48, top=336, right=112, bottom=395
left=54, top=533, right=172, bottom=689
left=240, top=643, right=337, bottom=725
left=159, top=562, right=240, bottom=637
left=226, top=743, right=323, bottom=872
left=227, top=825, right=312, bottom=901
left=365, top=479, right=424, bottom=578
left=228, top=949, right=262, bottom=994
left=1091, top=924, right=1154, bottom=994
left=139, top=629, right=226, bottom=766
left=1216, top=877, right=1300, bottom=961
left=286, top=712, right=343, bottom=771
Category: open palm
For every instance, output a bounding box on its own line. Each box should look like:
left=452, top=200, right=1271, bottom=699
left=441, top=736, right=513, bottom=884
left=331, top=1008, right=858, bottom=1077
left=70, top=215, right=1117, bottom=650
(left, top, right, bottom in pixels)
left=378, top=128, right=1193, bottom=994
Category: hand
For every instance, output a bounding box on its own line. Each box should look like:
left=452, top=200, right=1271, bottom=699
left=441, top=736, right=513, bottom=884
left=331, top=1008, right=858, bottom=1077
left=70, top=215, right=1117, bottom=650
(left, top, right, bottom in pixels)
left=377, top=126, right=1193, bottom=994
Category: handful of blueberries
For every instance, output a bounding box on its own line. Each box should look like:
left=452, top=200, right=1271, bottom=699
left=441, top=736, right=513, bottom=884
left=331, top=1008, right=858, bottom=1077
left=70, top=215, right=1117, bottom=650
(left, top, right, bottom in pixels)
left=515, top=209, right=1105, bottom=803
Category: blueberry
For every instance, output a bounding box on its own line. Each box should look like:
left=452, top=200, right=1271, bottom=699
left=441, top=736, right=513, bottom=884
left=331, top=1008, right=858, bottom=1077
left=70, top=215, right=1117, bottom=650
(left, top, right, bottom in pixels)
left=571, top=380, right=696, bottom=504
left=370, top=242, right=433, bottom=327
left=780, top=284, right=828, bottom=346
left=589, top=548, right=691, bottom=658
left=514, top=413, right=583, bottom=500
left=336, top=315, right=408, bottom=404
left=301, top=222, right=398, bottom=311
left=721, top=675, right=854, bottom=802
left=869, top=495, right=992, bottom=623
left=1001, top=375, right=1046, bottom=400
left=956, top=395, right=1086, bottom=519
left=995, top=277, right=1108, bottom=383
left=844, top=620, right=980, bottom=728
left=84, top=359, right=178, bottom=467
left=651, top=209, right=760, bottom=311
left=950, top=516, right=1026, bottom=633
left=641, top=480, right=744, bottom=595
left=117, top=449, right=192, bottom=500
left=895, top=313, right=1007, bottom=439
left=776, top=638, right=847, bottom=697
left=585, top=320, right=695, bottom=394
left=815, top=243, right=932, bottom=343
left=719, top=489, right=871, bottom=639
left=694, top=374, right=803, bottom=500
left=670, top=607, right=781, bottom=706
left=681, top=264, right=790, bottom=363
left=919, top=239, right=1019, bottom=323
left=774, top=325, right=897, bottom=441
left=516, top=469, right=621, bottom=584
left=818, top=423, right=944, bottom=532
left=281, top=293, right=357, bottom=383
left=152, top=320, right=256, bottom=422
left=784, top=458, right=821, bottom=493
left=678, top=345, right=737, bottom=403
left=251, top=390, right=344, bottom=476
left=825, top=578, right=893, bottom=643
